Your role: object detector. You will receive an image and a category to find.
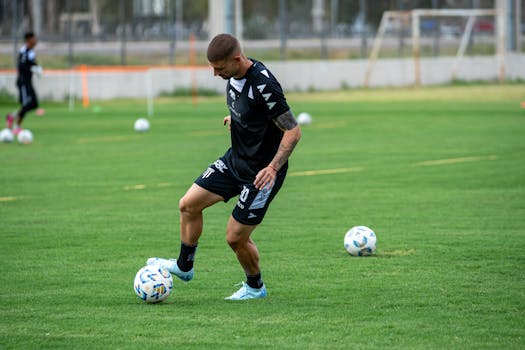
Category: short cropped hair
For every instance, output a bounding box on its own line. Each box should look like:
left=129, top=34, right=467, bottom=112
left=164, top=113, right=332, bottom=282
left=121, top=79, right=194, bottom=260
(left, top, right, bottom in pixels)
left=207, top=34, right=241, bottom=62
left=24, top=32, right=35, bottom=41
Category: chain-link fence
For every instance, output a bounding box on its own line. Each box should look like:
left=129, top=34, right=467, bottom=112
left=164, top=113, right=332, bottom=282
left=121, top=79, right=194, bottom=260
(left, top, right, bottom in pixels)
left=0, top=0, right=522, bottom=68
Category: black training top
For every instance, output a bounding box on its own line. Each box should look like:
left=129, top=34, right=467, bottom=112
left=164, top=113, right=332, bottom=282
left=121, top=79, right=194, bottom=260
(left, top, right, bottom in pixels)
left=17, top=45, right=37, bottom=85
left=223, top=59, right=290, bottom=181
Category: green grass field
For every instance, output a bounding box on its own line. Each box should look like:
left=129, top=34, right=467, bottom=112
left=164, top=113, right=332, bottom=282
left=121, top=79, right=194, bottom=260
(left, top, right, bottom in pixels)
left=1, top=85, right=524, bottom=349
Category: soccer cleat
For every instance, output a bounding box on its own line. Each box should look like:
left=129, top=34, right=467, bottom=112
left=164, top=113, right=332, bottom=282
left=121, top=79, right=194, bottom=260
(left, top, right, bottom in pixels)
left=224, top=282, right=267, bottom=301
left=146, top=257, right=194, bottom=282
left=13, top=127, right=22, bottom=136
left=6, top=114, right=14, bottom=129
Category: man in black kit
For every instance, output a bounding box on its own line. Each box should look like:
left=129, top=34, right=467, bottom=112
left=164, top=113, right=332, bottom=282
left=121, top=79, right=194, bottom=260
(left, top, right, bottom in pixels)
left=6, top=32, right=42, bottom=134
left=148, top=34, right=301, bottom=300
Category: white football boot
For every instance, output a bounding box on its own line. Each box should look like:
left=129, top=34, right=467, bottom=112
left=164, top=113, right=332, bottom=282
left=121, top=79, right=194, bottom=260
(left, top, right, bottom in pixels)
left=146, top=257, right=194, bottom=282
left=225, top=282, right=267, bottom=301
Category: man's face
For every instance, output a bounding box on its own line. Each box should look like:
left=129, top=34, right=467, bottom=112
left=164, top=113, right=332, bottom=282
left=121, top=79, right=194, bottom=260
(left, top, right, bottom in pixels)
left=209, top=56, right=240, bottom=80
left=27, top=36, right=37, bottom=49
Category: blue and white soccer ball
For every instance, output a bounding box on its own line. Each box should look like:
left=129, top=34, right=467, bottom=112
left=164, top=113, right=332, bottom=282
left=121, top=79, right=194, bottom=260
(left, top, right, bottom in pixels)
left=134, top=118, right=150, bottom=132
left=0, top=128, right=14, bottom=143
left=344, top=226, right=377, bottom=256
left=134, top=265, right=173, bottom=303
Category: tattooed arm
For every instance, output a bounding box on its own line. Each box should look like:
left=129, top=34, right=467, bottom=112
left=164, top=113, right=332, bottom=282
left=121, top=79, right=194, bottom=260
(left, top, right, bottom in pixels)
left=253, top=110, right=302, bottom=190
left=270, top=110, right=301, bottom=170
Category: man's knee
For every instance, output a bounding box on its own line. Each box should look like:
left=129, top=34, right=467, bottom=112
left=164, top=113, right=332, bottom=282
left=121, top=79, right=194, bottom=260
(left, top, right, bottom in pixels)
left=20, top=101, right=38, bottom=117
left=226, top=234, right=242, bottom=251
left=225, top=219, right=255, bottom=251
left=179, top=184, right=224, bottom=218
left=179, top=195, right=195, bottom=215
left=178, top=194, right=206, bottom=218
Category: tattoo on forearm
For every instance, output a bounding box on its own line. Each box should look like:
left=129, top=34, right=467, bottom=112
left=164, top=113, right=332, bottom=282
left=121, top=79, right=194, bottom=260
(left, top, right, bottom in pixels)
left=272, top=133, right=300, bottom=170
left=273, top=110, right=298, bottom=131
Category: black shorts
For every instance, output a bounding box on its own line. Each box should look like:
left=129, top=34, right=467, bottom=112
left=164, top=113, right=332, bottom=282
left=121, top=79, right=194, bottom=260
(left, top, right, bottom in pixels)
left=194, top=157, right=287, bottom=225
left=18, top=82, right=37, bottom=108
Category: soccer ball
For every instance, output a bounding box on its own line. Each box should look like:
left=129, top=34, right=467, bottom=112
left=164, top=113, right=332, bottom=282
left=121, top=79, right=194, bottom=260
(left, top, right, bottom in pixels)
left=134, top=265, right=173, bottom=303
left=344, top=226, right=377, bottom=256
left=296, top=112, right=312, bottom=126
left=17, top=130, right=33, bottom=144
left=134, top=118, right=150, bottom=132
left=0, top=128, right=14, bottom=143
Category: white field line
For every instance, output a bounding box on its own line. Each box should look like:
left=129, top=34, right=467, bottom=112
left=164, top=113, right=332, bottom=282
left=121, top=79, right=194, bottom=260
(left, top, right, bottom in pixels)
left=123, top=183, right=173, bottom=191
left=308, top=121, right=349, bottom=129
left=414, top=155, right=498, bottom=166
left=289, top=167, right=364, bottom=177
left=0, top=196, right=17, bottom=202
left=123, top=184, right=146, bottom=191
left=120, top=154, right=497, bottom=191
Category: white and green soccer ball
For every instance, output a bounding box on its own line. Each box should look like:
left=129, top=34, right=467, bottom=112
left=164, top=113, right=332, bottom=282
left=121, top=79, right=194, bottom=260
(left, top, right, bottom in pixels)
left=344, top=226, right=377, bottom=256
left=134, top=265, right=173, bottom=303
left=17, top=129, right=33, bottom=144
left=296, top=112, right=312, bottom=126
left=0, top=128, right=14, bottom=143
left=134, top=118, right=150, bottom=132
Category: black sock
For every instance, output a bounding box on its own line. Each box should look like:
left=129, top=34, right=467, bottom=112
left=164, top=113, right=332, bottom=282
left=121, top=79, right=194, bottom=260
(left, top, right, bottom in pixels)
left=177, top=242, right=197, bottom=272
left=246, top=272, right=264, bottom=289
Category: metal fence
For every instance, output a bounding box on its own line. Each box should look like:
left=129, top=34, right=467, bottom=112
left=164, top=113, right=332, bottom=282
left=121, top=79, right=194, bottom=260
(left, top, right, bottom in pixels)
left=0, top=0, right=522, bottom=68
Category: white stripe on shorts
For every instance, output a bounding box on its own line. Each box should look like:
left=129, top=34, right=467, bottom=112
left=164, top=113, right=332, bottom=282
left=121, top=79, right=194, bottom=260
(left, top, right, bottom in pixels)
left=248, top=182, right=275, bottom=210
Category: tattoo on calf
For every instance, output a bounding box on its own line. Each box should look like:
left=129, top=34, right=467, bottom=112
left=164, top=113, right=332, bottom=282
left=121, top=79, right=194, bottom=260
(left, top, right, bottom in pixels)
left=274, top=110, right=298, bottom=131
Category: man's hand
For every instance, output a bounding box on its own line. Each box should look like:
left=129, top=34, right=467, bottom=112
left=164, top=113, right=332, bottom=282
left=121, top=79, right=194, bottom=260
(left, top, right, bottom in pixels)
left=254, top=165, right=277, bottom=190
left=31, top=65, right=43, bottom=77
left=223, top=115, right=231, bottom=130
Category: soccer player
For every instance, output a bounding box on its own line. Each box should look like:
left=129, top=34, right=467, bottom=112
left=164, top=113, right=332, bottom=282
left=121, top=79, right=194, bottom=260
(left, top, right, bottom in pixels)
left=6, top=32, right=42, bottom=135
left=148, top=34, right=301, bottom=300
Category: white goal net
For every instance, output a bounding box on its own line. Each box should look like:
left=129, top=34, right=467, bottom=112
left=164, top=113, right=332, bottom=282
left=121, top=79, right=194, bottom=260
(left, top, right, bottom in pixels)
left=364, top=6, right=506, bottom=87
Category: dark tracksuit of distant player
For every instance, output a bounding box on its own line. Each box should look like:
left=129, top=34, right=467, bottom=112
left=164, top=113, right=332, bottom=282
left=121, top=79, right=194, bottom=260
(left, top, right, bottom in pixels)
left=6, top=32, right=40, bottom=131
left=17, top=41, right=39, bottom=121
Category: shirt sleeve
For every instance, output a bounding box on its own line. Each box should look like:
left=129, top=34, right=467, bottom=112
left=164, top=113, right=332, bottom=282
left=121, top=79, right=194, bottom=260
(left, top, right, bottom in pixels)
left=254, top=75, right=290, bottom=121
left=28, top=50, right=38, bottom=66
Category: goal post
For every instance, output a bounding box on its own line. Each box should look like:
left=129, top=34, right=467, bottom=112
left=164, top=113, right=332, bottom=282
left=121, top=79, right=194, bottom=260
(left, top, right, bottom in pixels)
left=363, top=11, right=410, bottom=88
left=411, top=8, right=503, bottom=86
left=364, top=7, right=505, bottom=87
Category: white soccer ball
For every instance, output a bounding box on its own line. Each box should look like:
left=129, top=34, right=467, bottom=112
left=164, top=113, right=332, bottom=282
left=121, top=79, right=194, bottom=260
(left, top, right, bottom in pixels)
left=344, top=226, right=377, bottom=256
left=0, top=128, right=14, bottom=143
left=134, top=265, right=173, bottom=303
left=17, top=129, right=33, bottom=144
left=134, top=118, right=150, bottom=132
left=296, top=112, right=312, bottom=126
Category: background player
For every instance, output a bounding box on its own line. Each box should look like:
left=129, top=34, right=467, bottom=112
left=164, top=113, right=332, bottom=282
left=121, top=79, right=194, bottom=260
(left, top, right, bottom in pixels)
left=148, top=33, right=301, bottom=300
left=6, top=32, right=42, bottom=134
